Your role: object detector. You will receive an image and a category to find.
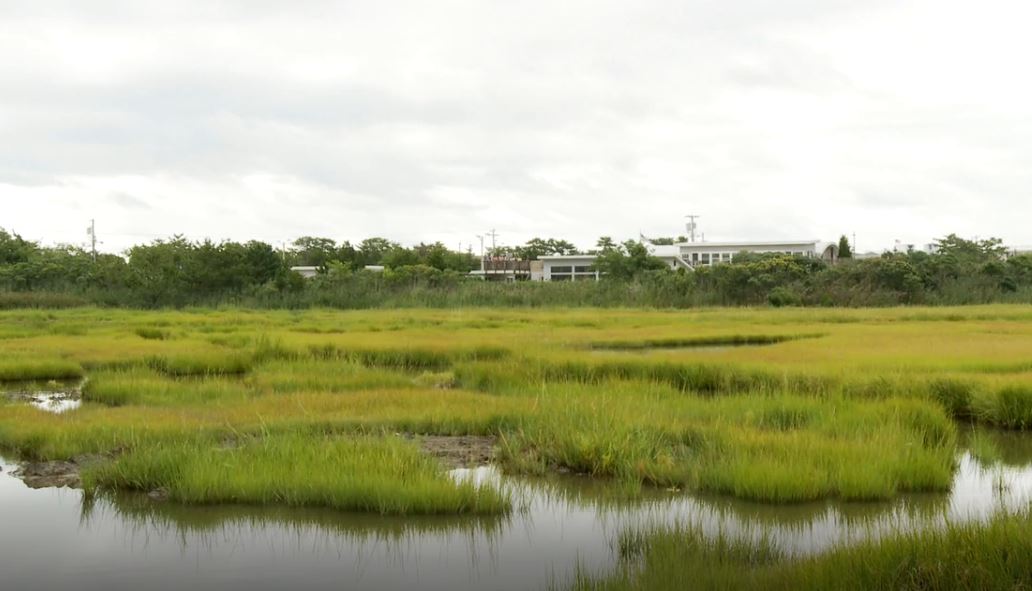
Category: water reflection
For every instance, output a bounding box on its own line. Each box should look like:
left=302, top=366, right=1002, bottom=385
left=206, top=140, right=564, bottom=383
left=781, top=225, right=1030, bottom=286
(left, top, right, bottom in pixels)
left=2, top=379, right=83, bottom=414
left=1, top=431, right=1031, bottom=590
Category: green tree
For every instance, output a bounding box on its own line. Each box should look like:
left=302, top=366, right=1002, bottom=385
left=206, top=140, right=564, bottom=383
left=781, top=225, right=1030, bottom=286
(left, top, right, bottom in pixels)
left=0, top=228, right=36, bottom=265
left=513, top=237, right=579, bottom=260
left=594, top=240, right=668, bottom=280
left=357, top=237, right=399, bottom=266
left=934, top=234, right=1007, bottom=264
left=290, top=237, right=338, bottom=268
left=838, top=235, right=853, bottom=259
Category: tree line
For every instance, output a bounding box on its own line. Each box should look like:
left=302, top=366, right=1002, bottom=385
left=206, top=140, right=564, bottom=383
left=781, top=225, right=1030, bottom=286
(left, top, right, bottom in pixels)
left=1, top=228, right=1031, bottom=309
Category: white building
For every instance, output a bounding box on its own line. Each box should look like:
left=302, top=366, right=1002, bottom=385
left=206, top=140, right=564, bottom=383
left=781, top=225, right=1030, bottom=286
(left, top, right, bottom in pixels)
left=677, top=239, right=837, bottom=268
left=537, top=254, right=604, bottom=281
left=290, top=265, right=384, bottom=278
left=290, top=266, right=319, bottom=279
left=537, top=239, right=837, bottom=281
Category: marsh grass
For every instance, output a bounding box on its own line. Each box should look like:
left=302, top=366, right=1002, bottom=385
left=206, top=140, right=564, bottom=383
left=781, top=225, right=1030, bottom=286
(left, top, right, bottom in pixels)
left=565, top=509, right=1032, bottom=585
left=564, top=510, right=1032, bottom=591
left=497, top=383, right=955, bottom=502
left=587, top=333, right=825, bottom=351
left=308, top=343, right=510, bottom=371
left=2, top=305, right=1032, bottom=514
left=134, top=327, right=170, bottom=340
left=82, top=434, right=510, bottom=515
left=147, top=351, right=253, bottom=377
left=0, top=358, right=84, bottom=382
left=83, top=368, right=252, bottom=406
left=247, top=359, right=414, bottom=393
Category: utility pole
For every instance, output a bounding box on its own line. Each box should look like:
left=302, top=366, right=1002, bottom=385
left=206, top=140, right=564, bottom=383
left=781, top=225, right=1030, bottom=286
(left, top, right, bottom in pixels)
left=486, top=229, right=498, bottom=254
left=684, top=215, right=701, bottom=243
left=87, top=219, right=97, bottom=261
left=476, top=234, right=485, bottom=272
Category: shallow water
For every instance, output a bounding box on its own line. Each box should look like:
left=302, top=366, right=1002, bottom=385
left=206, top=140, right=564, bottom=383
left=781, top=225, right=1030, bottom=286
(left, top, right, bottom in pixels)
left=26, top=391, right=82, bottom=413
left=1, top=431, right=1031, bottom=591
left=2, top=379, right=83, bottom=414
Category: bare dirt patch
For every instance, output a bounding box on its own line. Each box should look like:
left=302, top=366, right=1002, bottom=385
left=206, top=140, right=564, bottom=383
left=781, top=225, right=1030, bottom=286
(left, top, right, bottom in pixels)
left=11, top=454, right=109, bottom=489
left=412, top=435, right=498, bottom=469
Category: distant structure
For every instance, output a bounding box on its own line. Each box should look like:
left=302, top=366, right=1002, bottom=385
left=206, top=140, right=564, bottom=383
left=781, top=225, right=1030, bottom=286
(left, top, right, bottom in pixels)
left=290, top=266, right=319, bottom=279
left=536, top=239, right=836, bottom=281
left=290, top=265, right=384, bottom=278
left=470, top=216, right=840, bottom=282
left=468, top=256, right=535, bottom=281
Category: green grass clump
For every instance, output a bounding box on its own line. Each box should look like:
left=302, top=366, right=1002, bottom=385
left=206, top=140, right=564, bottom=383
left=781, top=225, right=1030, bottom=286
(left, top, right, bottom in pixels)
left=247, top=359, right=414, bottom=393
left=0, top=358, right=84, bottom=382
left=565, top=510, right=1032, bottom=591
left=928, top=378, right=976, bottom=419
left=147, top=352, right=253, bottom=376
left=499, top=384, right=955, bottom=502
left=83, top=368, right=251, bottom=406
left=83, top=434, right=510, bottom=515
left=134, top=327, right=171, bottom=340
left=306, top=341, right=509, bottom=369
left=588, top=333, right=822, bottom=351
left=990, top=386, right=1032, bottom=429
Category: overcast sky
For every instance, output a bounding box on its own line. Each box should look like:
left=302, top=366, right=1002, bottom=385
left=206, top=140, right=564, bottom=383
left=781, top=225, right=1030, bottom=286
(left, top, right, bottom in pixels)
left=2, top=0, right=1030, bottom=254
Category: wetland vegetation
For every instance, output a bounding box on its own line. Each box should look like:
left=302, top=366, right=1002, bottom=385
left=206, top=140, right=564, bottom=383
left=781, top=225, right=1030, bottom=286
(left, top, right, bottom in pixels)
left=2, top=305, right=1032, bottom=588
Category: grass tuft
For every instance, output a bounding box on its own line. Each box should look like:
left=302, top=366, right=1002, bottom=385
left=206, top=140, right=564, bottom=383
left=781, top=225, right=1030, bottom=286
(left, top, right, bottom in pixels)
left=83, top=434, right=510, bottom=515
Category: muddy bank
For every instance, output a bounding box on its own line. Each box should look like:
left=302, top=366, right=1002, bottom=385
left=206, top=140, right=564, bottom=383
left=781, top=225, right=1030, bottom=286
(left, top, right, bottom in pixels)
left=411, top=435, right=497, bottom=469
left=11, top=454, right=108, bottom=489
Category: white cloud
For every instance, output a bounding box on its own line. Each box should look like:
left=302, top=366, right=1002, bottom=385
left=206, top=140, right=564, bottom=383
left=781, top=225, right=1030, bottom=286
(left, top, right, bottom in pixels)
left=1, top=0, right=1030, bottom=253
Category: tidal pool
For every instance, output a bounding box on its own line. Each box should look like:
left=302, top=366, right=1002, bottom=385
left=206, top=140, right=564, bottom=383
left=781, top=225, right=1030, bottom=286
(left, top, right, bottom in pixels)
left=1, top=379, right=83, bottom=414
left=1, top=431, right=1030, bottom=591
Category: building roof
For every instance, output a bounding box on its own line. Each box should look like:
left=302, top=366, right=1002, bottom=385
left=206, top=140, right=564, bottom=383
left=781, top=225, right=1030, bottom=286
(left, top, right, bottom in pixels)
left=647, top=244, right=681, bottom=257
left=675, top=239, right=824, bottom=248
left=539, top=254, right=598, bottom=261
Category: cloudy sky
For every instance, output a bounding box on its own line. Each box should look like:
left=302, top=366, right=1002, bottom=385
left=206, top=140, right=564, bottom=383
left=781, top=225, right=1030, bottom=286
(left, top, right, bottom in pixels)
left=2, top=0, right=1030, bottom=254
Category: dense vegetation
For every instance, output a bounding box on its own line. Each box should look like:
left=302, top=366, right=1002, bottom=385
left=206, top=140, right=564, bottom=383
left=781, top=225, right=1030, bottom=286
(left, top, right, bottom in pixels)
left=2, top=306, right=1031, bottom=585
left=3, top=306, right=1032, bottom=499
left=3, top=228, right=1032, bottom=308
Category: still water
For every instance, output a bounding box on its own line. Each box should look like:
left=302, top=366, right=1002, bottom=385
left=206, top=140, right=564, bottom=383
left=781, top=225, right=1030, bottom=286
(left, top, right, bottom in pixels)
left=2, top=431, right=1031, bottom=591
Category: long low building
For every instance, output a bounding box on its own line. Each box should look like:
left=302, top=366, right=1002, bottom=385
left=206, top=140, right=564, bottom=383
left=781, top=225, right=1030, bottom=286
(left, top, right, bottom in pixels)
left=537, top=239, right=837, bottom=281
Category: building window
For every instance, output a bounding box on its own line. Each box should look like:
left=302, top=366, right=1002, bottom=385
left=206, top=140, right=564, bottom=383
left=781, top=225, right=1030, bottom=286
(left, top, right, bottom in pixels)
left=551, top=274, right=572, bottom=281
left=574, top=266, right=593, bottom=273
left=550, top=266, right=572, bottom=273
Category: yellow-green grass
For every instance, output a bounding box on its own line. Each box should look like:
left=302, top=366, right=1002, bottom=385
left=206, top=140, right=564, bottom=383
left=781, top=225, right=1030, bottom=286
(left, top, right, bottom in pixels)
left=564, top=509, right=1032, bottom=591
left=83, top=368, right=253, bottom=406
left=0, top=388, right=526, bottom=460
left=134, top=326, right=170, bottom=340
left=0, top=358, right=84, bottom=382
left=83, top=434, right=509, bottom=515
left=246, top=359, right=419, bottom=393
left=3, top=305, right=1032, bottom=513
left=498, top=383, right=955, bottom=502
